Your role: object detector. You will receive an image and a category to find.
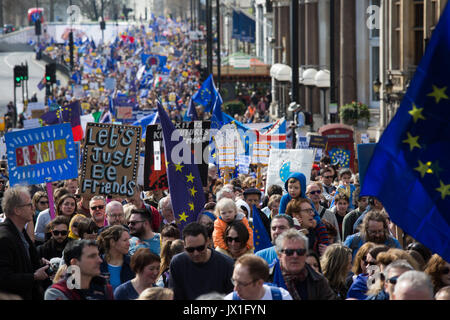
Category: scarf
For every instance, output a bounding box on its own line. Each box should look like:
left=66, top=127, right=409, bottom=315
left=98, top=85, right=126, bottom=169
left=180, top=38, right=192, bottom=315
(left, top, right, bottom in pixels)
left=282, top=267, right=308, bottom=300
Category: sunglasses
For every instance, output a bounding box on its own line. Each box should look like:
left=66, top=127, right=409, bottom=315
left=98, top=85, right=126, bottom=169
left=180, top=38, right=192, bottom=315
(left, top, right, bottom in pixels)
left=226, top=236, right=241, bottom=243
left=185, top=244, right=206, bottom=253
left=387, top=276, right=398, bottom=285
left=39, top=201, right=49, bottom=205
left=308, top=190, right=321, bottom=195
left=442, top=267, right=450, bottom=274
left=52, top=230, right=68, bottom=236
left=90, top=205, right=105, bottom=210
left=281, top=248, right=307, bottom=256
left=128, top=220, right=145, bottom=226
left=323, top=175, right=333, bottom=179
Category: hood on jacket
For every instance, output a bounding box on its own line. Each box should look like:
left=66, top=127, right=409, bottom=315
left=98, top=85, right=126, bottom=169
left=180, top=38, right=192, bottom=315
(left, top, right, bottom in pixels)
left=284, top=172, right=307, bottom=199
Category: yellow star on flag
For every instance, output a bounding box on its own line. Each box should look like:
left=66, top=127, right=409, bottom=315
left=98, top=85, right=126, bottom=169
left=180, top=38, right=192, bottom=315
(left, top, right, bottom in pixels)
left=189, top=186, right=197, bottom=197
left=427, top=85, right=449, bottom=104
left=188, top=202, right=194, bottom=211
left=436, top=180, right=450, bottom=200
left=175, top=163, right=184, bottom=172
left=186, top=173, right=195, bottom=183
left=414, top=160, right=433, bottom=178
left=408, top=104, right=426, bottom=123
left=402, top=132, right=421, bottom=151
left=178, top=212, right=189, bottom=222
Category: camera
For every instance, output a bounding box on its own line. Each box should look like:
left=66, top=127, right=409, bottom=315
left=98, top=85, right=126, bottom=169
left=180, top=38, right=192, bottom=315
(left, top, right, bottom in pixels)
left=45, top=265, right=56, bottom=276
left=45, top=257, right=62, bottom=277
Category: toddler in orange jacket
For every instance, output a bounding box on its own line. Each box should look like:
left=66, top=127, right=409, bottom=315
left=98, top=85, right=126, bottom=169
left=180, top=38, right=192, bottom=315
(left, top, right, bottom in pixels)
left=212, top=198, right=253, bottom=251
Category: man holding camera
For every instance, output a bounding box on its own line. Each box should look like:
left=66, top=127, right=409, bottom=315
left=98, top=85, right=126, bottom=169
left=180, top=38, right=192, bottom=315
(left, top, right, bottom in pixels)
left=0, top=186, right=50, bottom=300
left=37, top=216, right=73, bottom=261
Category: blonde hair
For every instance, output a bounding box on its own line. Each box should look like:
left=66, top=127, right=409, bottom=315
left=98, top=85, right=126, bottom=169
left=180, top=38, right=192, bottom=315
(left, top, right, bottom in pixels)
left=214, top=198, right=237, bottom=218
left=320, top=244, right=352, bottom=290
left=136, top=287, right=174, bottom=300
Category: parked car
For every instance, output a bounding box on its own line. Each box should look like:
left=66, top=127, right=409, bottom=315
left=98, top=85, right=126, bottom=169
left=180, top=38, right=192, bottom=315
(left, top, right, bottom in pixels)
left=3, top=24, right=16, bottom=34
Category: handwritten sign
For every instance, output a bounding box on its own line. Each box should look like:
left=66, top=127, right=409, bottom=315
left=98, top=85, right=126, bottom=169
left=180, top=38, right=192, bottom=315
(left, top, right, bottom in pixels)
left=5, top=124, right=78, bottom=186
left=80, top=123, right=141, bottom=197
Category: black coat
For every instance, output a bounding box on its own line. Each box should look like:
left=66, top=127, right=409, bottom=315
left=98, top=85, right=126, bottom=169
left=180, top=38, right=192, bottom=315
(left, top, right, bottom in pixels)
left=0, top=218, right=44, bottom=300
left=37, top=237, right=73, bottom=261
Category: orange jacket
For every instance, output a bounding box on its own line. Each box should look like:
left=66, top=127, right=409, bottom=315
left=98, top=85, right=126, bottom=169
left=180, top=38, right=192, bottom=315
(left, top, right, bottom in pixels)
left=213, top=213, right=253, bottom=251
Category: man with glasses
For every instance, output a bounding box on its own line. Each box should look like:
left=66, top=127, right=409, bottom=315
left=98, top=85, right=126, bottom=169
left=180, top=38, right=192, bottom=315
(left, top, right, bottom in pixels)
left=225, top=254, right=292, bottom=300
left=0, top=186, right=50, bottom=299
left=255, top=215, right=294, bottom=266
left=372, top=259, right=413, bottom=300
left=269, top=228, right=336, bottom=300
left=344, top=210, right=401, bottom=259
left=169, top=222, right=234, bottom=300
left=89, top=196, right=107, bottom=228
left=37, top=216, right=73, bottom=261
left=128, top=208, right=160, bottom=256
left=306, top=182, right=340, bottom=242
left=104, top=201, right=127, bottom=228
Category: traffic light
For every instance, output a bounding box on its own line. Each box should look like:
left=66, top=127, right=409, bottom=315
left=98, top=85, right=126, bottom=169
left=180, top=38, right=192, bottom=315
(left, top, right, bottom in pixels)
left=100, top=20, right=106, bottom=30
left=13, top=66, right=21, bottom=87
left=45, top=63, right=57, bottom=84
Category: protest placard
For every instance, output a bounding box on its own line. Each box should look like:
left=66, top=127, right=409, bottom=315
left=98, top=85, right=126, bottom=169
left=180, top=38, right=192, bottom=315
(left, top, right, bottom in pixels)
left=266, top=149, right=315, bottom=194
left=80, top=123, right=141, bottom=197
left=144, top=124, right=168, bottom=191
left=5, top=124, right=78, bottom=187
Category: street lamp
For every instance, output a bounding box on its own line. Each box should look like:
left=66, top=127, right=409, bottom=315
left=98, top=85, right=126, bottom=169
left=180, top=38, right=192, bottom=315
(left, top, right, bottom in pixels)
left=302, top=67, right=317, bottom=129
left=315, top=69, right=330, bottom=125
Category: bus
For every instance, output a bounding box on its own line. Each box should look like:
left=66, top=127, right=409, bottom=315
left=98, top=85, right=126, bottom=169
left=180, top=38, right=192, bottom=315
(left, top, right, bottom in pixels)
left=28, top=8, right=45, bottom=25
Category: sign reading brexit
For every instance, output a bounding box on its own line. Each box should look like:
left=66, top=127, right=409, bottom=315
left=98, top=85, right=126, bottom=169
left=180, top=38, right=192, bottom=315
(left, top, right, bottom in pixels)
left=80, top=123, right=141, bottom=197
left=5, top=124, right=78, bottom=186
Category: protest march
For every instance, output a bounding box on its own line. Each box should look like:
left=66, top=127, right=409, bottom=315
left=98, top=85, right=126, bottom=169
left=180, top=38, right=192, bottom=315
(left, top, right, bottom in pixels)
left=0, top=5, right=449, bottom=306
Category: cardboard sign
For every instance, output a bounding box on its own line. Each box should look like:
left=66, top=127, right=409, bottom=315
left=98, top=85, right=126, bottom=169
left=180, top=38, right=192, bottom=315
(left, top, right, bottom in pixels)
left=144, top=124, right=168, bottom=191
left=80, top=123, right=141, bottom=197
left=308, top=135, right=328, bottom=150
left=5, top=124, right=78, bottom=186
left=266, top=149, right=315, bottom=194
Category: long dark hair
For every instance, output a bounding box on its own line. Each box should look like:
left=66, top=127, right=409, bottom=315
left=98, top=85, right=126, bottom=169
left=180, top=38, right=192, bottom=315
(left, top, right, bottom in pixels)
left=224, top=221, right=249, bottom=249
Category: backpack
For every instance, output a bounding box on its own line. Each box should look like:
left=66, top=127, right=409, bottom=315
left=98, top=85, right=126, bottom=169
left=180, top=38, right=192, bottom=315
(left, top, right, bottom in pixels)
left=232, top=286, right=283, bottom=300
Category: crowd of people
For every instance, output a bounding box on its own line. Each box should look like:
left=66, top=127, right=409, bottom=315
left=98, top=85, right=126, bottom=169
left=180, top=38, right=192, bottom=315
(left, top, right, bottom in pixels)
left=0, top=16, right=449, bottom=303
left=0, top=153, right=449, bottom=301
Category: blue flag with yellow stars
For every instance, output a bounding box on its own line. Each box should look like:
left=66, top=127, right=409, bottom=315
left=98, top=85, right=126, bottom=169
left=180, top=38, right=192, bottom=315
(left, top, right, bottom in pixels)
left=156, top=100, right=205, bottom=232
left=361, top=3, right=450, bottom=262
left=252, top=205, right=272, bottom=252
left=192, top=74, right=222, bottom=113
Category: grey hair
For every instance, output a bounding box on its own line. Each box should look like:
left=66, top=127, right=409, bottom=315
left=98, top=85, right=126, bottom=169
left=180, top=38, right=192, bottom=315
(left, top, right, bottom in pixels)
left=105, top=201, right=123, bottom=215
left=216, top=186, right=235, bottom=202
left=1, top=186, right=30, bottom=217
left=393, top=270, right=434, bottom=298
left=195, top=292, right=225, bottom=300
left=275, top=228, right=308, bottom=254
left=158, top=195, right=172, bottom=211
left=89, top=195, right=106, bottom=206
left=383, top=259, right=414, bottom=279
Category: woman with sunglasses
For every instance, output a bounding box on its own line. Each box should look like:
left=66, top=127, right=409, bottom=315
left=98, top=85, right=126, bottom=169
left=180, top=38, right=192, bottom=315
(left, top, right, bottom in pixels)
left=424, top=254, right=450, bottom=294
left=216, top=221, right=254, bottom=260
left=32, top=191, right=49, bottom=224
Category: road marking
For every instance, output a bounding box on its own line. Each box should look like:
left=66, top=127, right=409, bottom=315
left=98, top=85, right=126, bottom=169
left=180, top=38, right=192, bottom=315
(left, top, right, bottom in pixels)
left=3, top=52, right=21, bottom=69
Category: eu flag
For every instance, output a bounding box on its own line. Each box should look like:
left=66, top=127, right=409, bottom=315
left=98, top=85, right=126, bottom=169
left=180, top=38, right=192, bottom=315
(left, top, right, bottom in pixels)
left=40, top=101, right=83, bottom=142
left=183, top=98, right=198, bottom=121
left=156, top=101, right=205, bottom=232
left=252, top=205, right=272, bottom=252
left=361, top=3, right=450, bottom=262
left=192, top=74, right=222, bottom=113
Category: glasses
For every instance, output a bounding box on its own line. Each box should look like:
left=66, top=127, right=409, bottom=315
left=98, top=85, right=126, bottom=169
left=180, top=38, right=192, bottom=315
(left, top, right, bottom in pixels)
left=90, top=205, right=105, bottom=211
left=52, top=230, right=68, bottom=236
left=109, top=214, right=124, bottom=219
left=364, top=260, right=378, bottom=266
left=39, top=201, right=49, bottom=205
left=442, top=267, right=450, bottom=274
left=226, top=236, right=241, bottom=243
left=281, top=248, right=307, bottom=257
left=185, top=244, right=206, bottom=253
left=300, top=208, right=314, bottom=214
left=231, top=278, right=255, bottom=287
left=308, top=190, right=321, bottom=195
left=18, top=203, right=33, bottom=209
left=323, top=175, right=333, bottom=179
left=128, top=220, right=145, bottom=226
left=387, top=276, right=398, bottom=285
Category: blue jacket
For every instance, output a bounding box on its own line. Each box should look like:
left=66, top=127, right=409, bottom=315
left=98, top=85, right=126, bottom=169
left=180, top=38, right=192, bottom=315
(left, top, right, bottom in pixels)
left=279, top=172, right=320, bottom=223
left=279, top=172, right=307, bottom=215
